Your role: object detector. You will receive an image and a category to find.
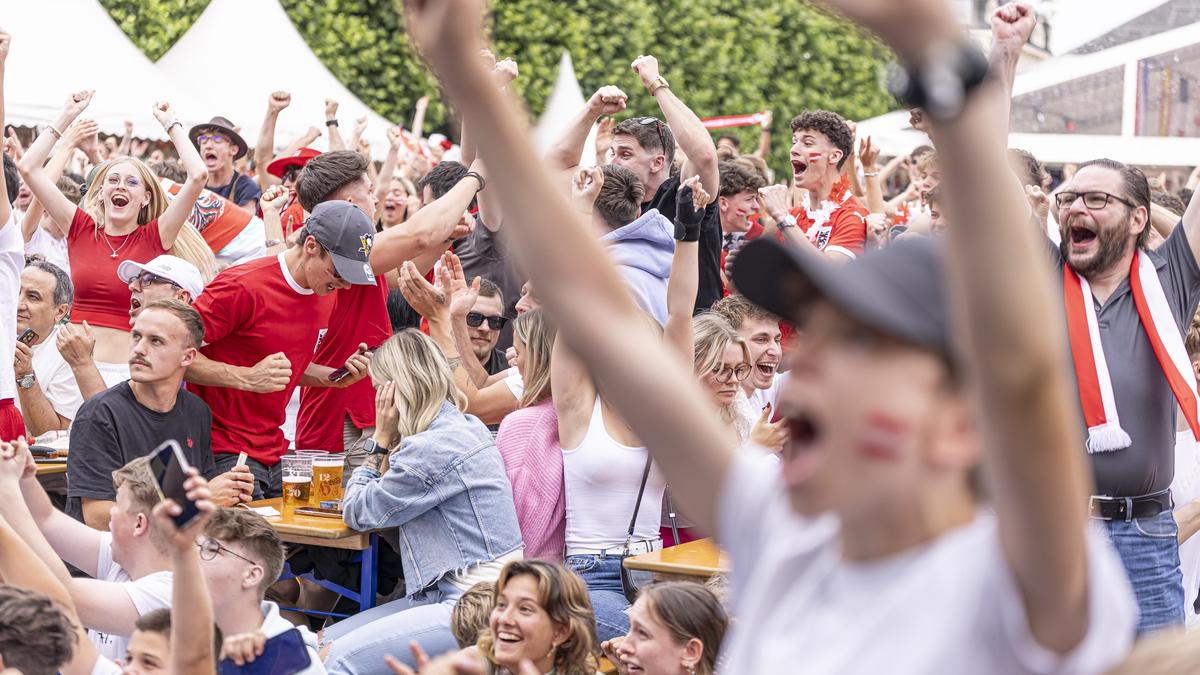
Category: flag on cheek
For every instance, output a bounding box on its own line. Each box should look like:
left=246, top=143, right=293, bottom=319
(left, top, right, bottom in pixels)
left=857, top=412, right=911, bottom=461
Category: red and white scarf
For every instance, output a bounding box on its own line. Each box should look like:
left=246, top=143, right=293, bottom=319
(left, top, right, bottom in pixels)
left=1064, top=251, right=1200, bottom=453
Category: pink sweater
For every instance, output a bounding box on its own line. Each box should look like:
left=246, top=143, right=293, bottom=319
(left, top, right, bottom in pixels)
left=496, top=399, right=565, bottom=561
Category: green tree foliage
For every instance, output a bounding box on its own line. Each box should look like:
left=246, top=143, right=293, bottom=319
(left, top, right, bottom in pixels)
left=101, top=0, right=896, bottom=177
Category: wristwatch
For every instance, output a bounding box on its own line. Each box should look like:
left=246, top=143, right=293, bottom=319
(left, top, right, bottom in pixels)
left=363, top=438, right=390, bottom=456
left=16, top=373, right=35, bottom=389
left=647, top=76, right=670, bottom=96
left=776, top=214, right=798, bottom=229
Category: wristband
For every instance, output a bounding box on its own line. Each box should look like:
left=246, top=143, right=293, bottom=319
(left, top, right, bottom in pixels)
left=46, top=125, right=62, bottom=140
left=264, top=238, right=284, bottom=248
left=465, top=171, right=486, bottom=192
left=647, top=76, right=670, bottom=96
left=863, top=172, right=879, bottom=178
left=326, top=119, right=339, bottom=127
left=163, top=119, right=182, bottom=134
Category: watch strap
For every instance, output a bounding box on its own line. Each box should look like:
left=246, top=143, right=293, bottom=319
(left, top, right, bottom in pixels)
left=647, top=76, right=670, bottom=96
left=363, top=438, right=390, bottom=455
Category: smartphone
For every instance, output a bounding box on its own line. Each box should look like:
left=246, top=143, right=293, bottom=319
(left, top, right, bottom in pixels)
left=147, top=440, right=200, bottom=528
left=294, top=506, right=342, bottom=519
left=218, top=628, right=313, bottom=675
left=327, top=345, right=373, bottom=383
left=17, top=328, right=37, bottom=346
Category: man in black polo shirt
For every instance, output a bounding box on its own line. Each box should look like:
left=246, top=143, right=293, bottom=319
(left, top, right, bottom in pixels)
left=546, top=54, right=720, bottom=312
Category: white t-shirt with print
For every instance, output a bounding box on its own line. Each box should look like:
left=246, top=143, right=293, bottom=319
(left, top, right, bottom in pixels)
left=89, top=532, right=174, bottom=662
left=715, top=450, right=1137, bottom=674
left=0, top=212, right=25, bottom=400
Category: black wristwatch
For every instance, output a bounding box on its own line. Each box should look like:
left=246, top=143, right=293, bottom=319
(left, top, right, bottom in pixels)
left=890, top=41, right=990, bottom=122
left=363, top=438, right=390, bottom=455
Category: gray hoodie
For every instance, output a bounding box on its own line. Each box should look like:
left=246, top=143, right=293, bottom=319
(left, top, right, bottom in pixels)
left=599, top=208, right=676, bottom=325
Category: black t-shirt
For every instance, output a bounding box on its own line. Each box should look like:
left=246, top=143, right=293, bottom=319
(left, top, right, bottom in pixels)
left=66, top=382, right=216, bottom=521
left=482, top=347, right=509, bottom=377
left=645, top=175, right=722, bottom=312
left=210, top=172, right=262, bottom=208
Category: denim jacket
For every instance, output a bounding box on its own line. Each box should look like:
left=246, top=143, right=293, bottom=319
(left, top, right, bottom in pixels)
left=343, top=401, right=524, bottom=595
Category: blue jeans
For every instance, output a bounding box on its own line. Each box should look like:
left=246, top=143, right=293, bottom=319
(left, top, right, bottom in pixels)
left=321, top=579, right=463, bottom=673
left=565, top=554, right=645, bottom=643
left=1101, top=509, right=1185, bottom=635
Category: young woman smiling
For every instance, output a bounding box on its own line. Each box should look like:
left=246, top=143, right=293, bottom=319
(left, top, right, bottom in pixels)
left=17, top=91, right=212, bottom=384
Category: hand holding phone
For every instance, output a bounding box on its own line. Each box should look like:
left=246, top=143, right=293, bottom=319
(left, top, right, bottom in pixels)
left=148, top=440, right=202, bottom=528
left=328, top=343, right=374, bottom=383
left=16, top=328, right=37, bottom=346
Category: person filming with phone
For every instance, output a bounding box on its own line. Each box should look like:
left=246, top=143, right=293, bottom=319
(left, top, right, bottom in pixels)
left=13, top=258, right=81, bottom=440
left=67, top=299, right=253, bottom=527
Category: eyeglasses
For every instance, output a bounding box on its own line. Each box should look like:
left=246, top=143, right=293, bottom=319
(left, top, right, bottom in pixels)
left=134, top=271, right=180, bottom=289
left=196, top=538, right=259, bottom=567
left=466, top=312, right=508, bottom=330
left=632, top=117, right=669, bottom=157
left=1054, top=191, right=1136, bottom=211
left=197, top=133, right=230, bottom=145
left=710, top=363, right=752, bottom=383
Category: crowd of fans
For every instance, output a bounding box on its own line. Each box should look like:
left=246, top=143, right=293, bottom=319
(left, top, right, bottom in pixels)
left=7, top=0, right=1200, bottom=672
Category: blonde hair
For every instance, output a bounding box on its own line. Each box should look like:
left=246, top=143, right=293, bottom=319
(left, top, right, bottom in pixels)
left=477, top=560, right=598, bottom=675
left=84, top=156, right=216, bottom=281
left=368, top=329, right=466, bottom=439
left=692, top=313, right=751, bottom=426
left=513, top=309, right=556, bottom=408
left=451, top=581, right=496, bottom=648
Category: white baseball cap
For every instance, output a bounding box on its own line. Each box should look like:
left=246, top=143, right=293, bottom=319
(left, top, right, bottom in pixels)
left=117, top=255, right=205, bottom=300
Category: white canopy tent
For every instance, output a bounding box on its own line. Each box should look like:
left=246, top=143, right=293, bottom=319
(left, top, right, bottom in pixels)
left=858, top=19, right=1200, bottom=167
left=534, top=51, right=597, bottom=165
left=157, top=0, right=396, bottom=157
left=4, top=0, right=208, bottom=139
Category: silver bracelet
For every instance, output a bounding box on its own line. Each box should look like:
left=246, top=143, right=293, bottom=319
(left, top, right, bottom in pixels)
left=46, top=125, right=62, bottom=140
left=163, top=119, right=183, bottom=134
left=863, top=172, right=880, bottom=178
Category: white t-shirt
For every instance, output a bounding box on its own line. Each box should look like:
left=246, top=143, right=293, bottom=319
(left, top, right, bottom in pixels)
left=260, top=601, right=327, bottom=675
left=747, top=372, right=784, bottom=414
left=1173, top=429, right=1200, bottom=628
left=716, top=451, right=1137, bottom=674
left=16, top=326, right=85, bottom=423
left=503, top=367, right=525, bottom=401
left=90, top=656, right=123, bottom=675
left=0, top=213, right=25, bottom=400
left=89, top=532, right=174, bottom=662
left=25, top=225, right=70, bottom=275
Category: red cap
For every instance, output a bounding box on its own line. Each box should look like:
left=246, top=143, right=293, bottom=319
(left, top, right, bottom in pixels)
left=266, top=147, right=321, bottom=179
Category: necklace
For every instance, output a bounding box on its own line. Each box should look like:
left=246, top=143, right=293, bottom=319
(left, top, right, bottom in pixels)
left=100, top=227, right=134, bottom=259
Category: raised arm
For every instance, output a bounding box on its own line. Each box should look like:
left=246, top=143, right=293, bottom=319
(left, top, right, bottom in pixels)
left=369, top=160, right=482, bottom=274
left=22, top=118, right=98, bottom=241
left=255, top=91, right=291, bottom=190
left=407, top=0, right=731, bottom=532
left=375, top=126, right=403, bottom=209
left=326, top=99, right=346, bottom=151
left=753, top=110, right=773, bottom=159
left=152, top=101, right=209, bottom=248
left=664, top=178, right=706, bottom=361
left=634, top=55, right=719, bottom=195
left=0, top=32, right=10, bottom=226
left=544, top=85, right=627, bottom=173
left=859, top=136, right=886, bottom=214
left=988, top=3, right=1036, bottom=135
left=838, top=0, right=1090, bottom=653
left=16, top=90, right=93, bottom=229
left=151, top=470, right=217, bottom=675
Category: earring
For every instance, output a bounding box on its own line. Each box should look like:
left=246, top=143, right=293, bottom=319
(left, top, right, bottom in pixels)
left=683, top=662, right=697, bottom=675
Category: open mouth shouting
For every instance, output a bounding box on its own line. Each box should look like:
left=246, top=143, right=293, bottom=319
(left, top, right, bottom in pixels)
left=1068, top=223, right=1098, bottom=253
left=754, top=359, right=778, bottom=381
left=129, top=295, right=143, bottom=317
left=203, top=150, right=220, bottom=166
left=791, top=158, right=808, bottom=179
left=110, top=193, right=130, bottom=209
left=781, top=409, right=825, bottom=488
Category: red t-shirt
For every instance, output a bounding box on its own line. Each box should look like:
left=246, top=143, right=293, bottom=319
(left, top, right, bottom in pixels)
left=295, top=277, right=391, bottom=451
left=67, top=209, right=168, bottom=330
left=792, top=178, right=868, bottom=260
left=189, top=254, right=336, bottom=465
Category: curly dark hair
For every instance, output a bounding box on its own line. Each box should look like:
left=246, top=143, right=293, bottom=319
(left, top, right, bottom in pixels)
left=718, top=160, right=766, bottom=198
left=0, top=586, right=77, bottom=675
left=789, top=110, right=854, bottom=171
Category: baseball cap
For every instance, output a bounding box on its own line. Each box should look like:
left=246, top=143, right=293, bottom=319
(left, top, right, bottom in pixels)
left=117, top=255, right=205, bottom=300
left=731, top=237, right=952, bottom=357
left=303, top=201, right=376, bottom=286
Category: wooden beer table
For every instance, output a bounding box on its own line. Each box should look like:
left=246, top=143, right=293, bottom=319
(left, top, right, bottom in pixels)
left=622, top=538, right=727, bottom=582
left=249, top=498, right=380, bottom=613
left=34, top=460, right=68, bottom=476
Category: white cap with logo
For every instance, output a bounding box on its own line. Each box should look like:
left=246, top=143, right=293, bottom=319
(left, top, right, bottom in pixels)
left=116, top=255, right=206, bottom=300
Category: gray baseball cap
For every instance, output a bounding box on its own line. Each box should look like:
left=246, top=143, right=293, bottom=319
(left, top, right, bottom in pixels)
left=731, top=236, right=952, bottom=357
left=304, top=201, right=376, bottom=286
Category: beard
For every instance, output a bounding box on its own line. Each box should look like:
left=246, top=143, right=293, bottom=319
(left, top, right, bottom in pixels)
left=1061, top=217, right=1133, bottom=279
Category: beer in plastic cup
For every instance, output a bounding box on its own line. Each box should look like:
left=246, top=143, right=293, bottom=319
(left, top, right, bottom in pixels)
left=281, top=455, right=312, bottom=520
left=311, top=453, right=346, bottom=505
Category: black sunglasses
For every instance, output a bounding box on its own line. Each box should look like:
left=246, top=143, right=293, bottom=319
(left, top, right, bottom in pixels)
left=134, top=271, right=180, bottom=289
left=632, top=117, right=669, bottom=157
left=466, top=312, right=508, bottom=330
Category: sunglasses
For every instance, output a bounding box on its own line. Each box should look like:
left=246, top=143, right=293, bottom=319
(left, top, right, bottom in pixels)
left=197, top=133, right=230, bottom=145
left=466, top=312, right=508, bottom=330
left=632, top=117, right=668, bottom=156
left=1054, top=191, right=1135, bottom=211
left=282, top=166, right=301, bottom=183
left=134, top=271, right=180, bottom=289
